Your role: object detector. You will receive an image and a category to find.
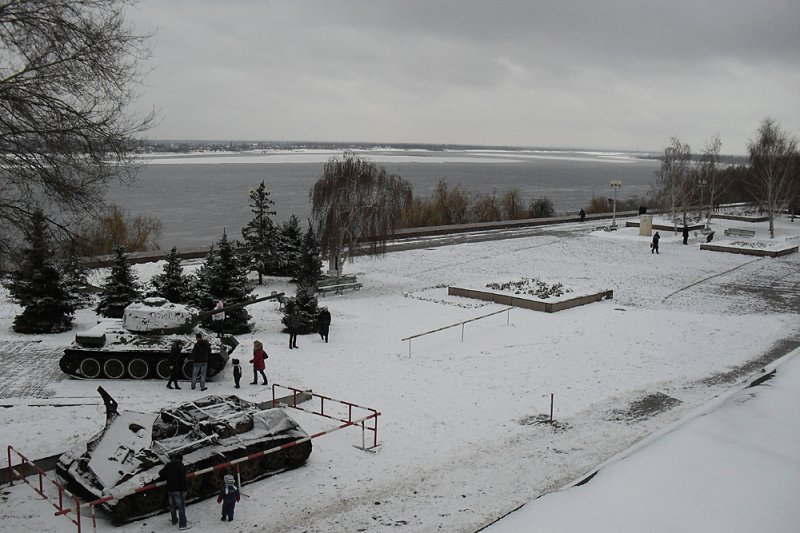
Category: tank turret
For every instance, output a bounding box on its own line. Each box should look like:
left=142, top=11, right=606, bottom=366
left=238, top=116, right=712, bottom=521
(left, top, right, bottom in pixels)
left=57, top=387, right=312, bottom=524
left=59, top=293, right=284, bottom=380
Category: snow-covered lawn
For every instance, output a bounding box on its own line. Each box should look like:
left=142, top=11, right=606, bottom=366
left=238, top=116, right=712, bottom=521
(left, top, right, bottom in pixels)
left=1, top=216, right=799, bottom=532
left=484, top=351, right=800, bottom=533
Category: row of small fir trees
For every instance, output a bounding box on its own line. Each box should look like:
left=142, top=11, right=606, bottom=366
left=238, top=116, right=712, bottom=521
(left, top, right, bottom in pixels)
left=8, top=180, right=325, bottom=334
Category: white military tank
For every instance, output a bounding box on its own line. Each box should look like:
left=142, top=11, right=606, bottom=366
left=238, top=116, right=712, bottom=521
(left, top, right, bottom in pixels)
left=59, top=294, right=283, bottom=380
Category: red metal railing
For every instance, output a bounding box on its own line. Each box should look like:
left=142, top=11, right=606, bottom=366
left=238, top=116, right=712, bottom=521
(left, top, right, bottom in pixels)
left=5, top=387, right=381, bottom=532
left=271, top=383, right=381, bottom=450
left=7, top=446, right=83, bottom=533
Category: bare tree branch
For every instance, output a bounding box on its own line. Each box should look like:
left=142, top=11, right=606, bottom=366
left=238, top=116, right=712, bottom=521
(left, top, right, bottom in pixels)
left=0, top=0, right=156, bottom=262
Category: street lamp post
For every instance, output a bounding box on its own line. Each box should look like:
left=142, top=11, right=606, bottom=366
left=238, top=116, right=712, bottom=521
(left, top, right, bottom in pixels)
left=610, top=179, right=622, bottom=228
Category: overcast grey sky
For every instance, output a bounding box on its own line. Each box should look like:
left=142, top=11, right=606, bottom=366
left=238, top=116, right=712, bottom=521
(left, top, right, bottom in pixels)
left=127, top=0, right=800, bottom=154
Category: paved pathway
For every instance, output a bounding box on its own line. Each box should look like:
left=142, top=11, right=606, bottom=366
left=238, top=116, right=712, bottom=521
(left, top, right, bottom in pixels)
left=0, top=341, right=64, bottom=400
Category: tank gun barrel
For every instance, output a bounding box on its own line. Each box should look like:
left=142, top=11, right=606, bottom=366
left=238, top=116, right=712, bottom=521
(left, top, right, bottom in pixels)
left=197, top=293, right=284, bottom=323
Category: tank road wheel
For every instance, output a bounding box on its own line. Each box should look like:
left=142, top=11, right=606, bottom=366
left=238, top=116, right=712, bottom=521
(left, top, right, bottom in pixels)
left=78, top=358, right=101, bottom=379
left=127, top=358, right=149, bottom=379
left=155, top=359, right=172, bottom=380
left=181, top=360, right=194, bottom=380
left=103, top=358, right=125, bottom=379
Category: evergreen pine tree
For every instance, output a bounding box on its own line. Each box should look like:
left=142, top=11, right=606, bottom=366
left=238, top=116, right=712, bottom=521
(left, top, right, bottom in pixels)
left=241, top=181, right=278, bottom=284
left=277, top=214, right=303, bottom=276
left=281, top=283, right=320, bottom=334
left=197, top=231, right=254, bottom=333
left=189, top=245, right=215, bottom=308
left=60, top=240, right=92, bottom=310
left=149, top=246, right=193, bottom=303
left=8, top=210, right=74, bottom=333
left=96, top=245, right=142, bottom=318
left=296, top=220, right=323, bottom=287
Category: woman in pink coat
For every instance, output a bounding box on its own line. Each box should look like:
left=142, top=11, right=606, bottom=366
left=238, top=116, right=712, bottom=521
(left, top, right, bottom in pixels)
left=249, top=340, right=268, bottom=385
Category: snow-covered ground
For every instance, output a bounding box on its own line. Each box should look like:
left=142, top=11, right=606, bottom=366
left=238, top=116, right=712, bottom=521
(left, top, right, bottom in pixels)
left=1, top=215, right=799, bottom=532
left=484, top=350, right=800, bottom=533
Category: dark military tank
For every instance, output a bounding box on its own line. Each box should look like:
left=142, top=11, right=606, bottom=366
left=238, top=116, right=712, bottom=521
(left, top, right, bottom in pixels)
left=57, top=387, right=312, bottom=524
left=59, top=293, right=283, bottom=380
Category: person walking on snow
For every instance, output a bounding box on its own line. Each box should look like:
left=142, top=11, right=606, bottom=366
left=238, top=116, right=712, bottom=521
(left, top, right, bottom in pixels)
left=191, top=332, right=211, bottom=391
left=682, top=225, right=689, bottom=245
left=318, top=307, right=331, bottom=343
left=651, top=231, right=660, bottom=254
left=217, top=474, right=241, bottom=522
left=249, top=340, right=268, bottom=385
left=579, top=208, right=586, bottom=222
left=166, top=339, right=183, bottom=390
left=288, top=309, right=300, bottom=349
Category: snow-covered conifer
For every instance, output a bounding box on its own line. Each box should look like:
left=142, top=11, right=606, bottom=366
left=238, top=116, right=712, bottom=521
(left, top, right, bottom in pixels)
left=296, top=220, right=323, bottom=287
left=241, top=181, right=278, bottom=284
left=8, top=210, right=74, bottom=333
left=149, top=246, right=193, bottom=303
left=281, top=284, right=319, bottom=334
left=277, top=214, right=303, bottom=276
left=96, top=245, right=142, bottom=318
left=196, top=231, right=254, bottom=333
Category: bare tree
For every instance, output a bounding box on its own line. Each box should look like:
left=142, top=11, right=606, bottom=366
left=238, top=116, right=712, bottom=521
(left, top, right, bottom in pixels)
left=500, top=189, right=527, bottom=220
left=657, top=138, right=693, bottom=233
left=310, top=151, right=412, bottom=274
left=431, top=180, right=470, bottom=225
left=0, top=0, right=155, bottom=258
left=697, top=134, right=723, bottom=226
left=472, top=191, right=502, bottom=222
left=76, top=204, right=161, bottom=255
left=747, top=118, right=799, bottom=238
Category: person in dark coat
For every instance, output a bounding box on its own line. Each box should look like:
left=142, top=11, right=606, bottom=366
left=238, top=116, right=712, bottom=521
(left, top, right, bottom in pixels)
left=651, top=231, right=660, bottom=254
left=579, top=208, right=586, bottom=222
left=191, top=332, right=211, bottom=391
left=159, top=454, right=189, bottom=529
left=249, top=340, right=268, bottom=385
left=288, top=309, right=300, bottom=349
left=167, top=339, right=183, bottom=390
left=317, top=308, right=331, bottom=343
left=231, top=358, right=242, bottom=389
left=682, top=225, right=689, bottom=245
left=217, top=474, right=241, bottom=522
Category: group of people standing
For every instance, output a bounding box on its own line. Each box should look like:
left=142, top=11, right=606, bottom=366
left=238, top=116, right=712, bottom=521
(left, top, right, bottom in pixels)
left=165, top=307, right=333, bottom=390
left=166, top=332, right=211, bottom=390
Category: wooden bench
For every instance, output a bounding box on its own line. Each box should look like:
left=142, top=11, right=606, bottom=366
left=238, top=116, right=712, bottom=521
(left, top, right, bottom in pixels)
left=317, top=282, right=362, bottom=295
left=317, top=275, right=362, bottom=295
left=724, top=228, right=756, bottom=238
